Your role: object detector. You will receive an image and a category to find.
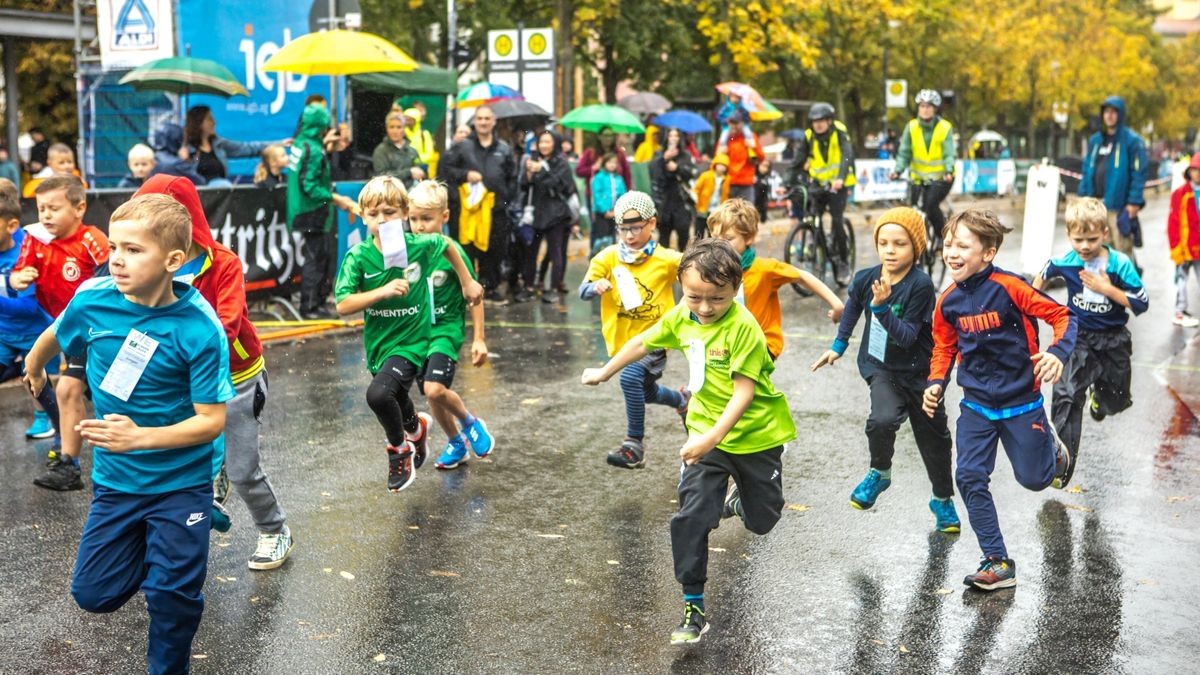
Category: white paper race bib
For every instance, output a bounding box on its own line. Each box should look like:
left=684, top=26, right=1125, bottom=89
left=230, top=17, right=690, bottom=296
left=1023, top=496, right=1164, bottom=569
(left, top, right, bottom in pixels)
left=379, top=219, right=409, bottom=269
left=613, top=266, right=643, bottom=311
left=734, top=282, right=745, bottom=306
left=98, top=329, right=159, bottom=402
left=686, top=339, right=706, bottom=393
left=867, top=312, right=888, bottom=363
left=1080, top=257, right=1107, bottom=304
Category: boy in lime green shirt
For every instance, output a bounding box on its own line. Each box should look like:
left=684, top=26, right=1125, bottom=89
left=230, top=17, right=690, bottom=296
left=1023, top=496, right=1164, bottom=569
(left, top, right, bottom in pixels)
left=582, top=238, right=796, bottom=645
left=335, top=176, right=482, bottom=492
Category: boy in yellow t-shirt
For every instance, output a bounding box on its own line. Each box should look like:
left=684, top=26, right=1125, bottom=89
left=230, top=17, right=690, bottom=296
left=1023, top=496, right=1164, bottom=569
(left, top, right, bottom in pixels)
left=582, top=238, right=796, bottom=644
left=579, top=191, right=686, bottom=469
left=707, top=199, right=844, bottom=359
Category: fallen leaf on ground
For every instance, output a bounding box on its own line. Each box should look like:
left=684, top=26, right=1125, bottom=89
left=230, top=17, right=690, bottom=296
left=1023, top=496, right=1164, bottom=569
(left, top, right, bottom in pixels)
left=606, top=560, right=620, bottom=565
left=250, top=596, right=260, bottom=604
left=321, top=491, right=332, bottom=497
left=310, top=633, right=337, bottom=641
left=340, top=571, right=355, bottom=580
left=1063, top=503, right=1093, bottom=512
left=565, top=578, right=581, bottom=585
left=407, top=525, right=420, bottom=530
left=297, top=620, right=311, bottom=626
left=373, top=654, right=386, bottom=662
left=785, top=504, right=810, bottom=512
left=1067, top=485, right=1087, bottom=494
left=1137, top=579, right=1159, bottom=586
left=429, top=570, right=460, bottom=577
left=899, top=644, right=910, bottom=654
left=709, top=547, right=726, bottom=553
left=536, top=533, right=565, bottom=539
left=521, top=397, right=543, bottom=405
left=935, top=588, right=953, bottom=595
left=193, top=654, right=207, bottom=659
left=322, top=568, right=333, bottom=573
left=871, top=638, right=885, bottom=646
left=1167, top=495, right=1192, bottom=503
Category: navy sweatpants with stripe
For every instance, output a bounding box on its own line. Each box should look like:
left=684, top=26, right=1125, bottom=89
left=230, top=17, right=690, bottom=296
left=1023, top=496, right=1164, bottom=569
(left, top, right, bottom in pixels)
left=71, top=484, right=211, bottom=675
left=955, top=403, right=1057, bottom=560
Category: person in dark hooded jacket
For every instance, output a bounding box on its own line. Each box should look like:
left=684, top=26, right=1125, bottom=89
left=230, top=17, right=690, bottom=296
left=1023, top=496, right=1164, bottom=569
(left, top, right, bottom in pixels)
left=150, top=123, right=206, bottom=186
left=649, top=127, right=697, bottom=251
left=1079, top=95, right=1148, bottom=264
left=518, top=130, right=576, bottom=302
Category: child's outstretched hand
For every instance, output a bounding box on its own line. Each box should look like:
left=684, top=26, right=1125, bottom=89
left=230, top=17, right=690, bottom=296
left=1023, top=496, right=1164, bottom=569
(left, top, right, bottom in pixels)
left=471, top=339, right=488, bottom=367
left=580, top=367, right=609, bottom=386
left=922, top=384, right=943, bottom=418
left=380, top=279, right=409, bottom=299
left=78, top=414, right=141, bottom=453
left=1031, top=351, right=1064, bottom=384
left=592, top=279, right=613, bottom=295
left=680, top=434, right=714, bottom=465
left=463, top=280, right=484, bottom=305
left=827, top=299, right=844, bottom=323
left=811, top=350, right=840, bottom=371
left=870, top=278, right=892, bottom=307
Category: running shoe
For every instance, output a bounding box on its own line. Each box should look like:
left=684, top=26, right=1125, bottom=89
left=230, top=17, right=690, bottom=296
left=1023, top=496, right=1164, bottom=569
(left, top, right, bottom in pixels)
left=387, top=442, right=417, bottom=492
left=1088, top=388, right=1106, bottom=422
left=25, top=411, right=55, bottom=439
left=669, top=602, right=709, bottom=645
left=465, top=417, right=495, bottom=457
left=408, top=412, right=432, bottom=469
left=607, top=438, right=645, bottom=469
left=1174, top=312, right=1199, bottom=328
left=849, top=468, right=891, bottom=510
left=963, top=556, right=1017, bottom=591
left=928, top=496, right=961, bottom=533
left=721, top=484, right=742, bottom=520
left=435, top=434, right=471, bottom=470
left=1049, top=421, right=1072, bottom=489
left=33, top=456, right=83, bottom=491
left=248, top=525, right=294, bottom=570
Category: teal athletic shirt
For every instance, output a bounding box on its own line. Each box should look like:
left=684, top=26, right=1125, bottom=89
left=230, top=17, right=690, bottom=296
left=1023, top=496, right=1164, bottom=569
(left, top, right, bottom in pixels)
left=53, top=278, right=234, bottom=494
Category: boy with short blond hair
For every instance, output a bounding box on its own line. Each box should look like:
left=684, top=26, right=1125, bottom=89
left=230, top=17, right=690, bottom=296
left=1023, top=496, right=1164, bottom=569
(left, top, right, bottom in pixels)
left=706, top=198, right=843, bottom=360
left=579, top=191, right=688, bottom=469
left=23, top=193, right=234, bottom=674
left=924, top=209, right=1076, bottom=591
left=119, top=143, right=156, bottom=189
left=335, top=176, right=482, bottom=491
left=582, top=238, right=795, bottom=644
left=23, top=143, right=87, bottom=197
left=11, top=175, right=109, bottom=491
left=1033, top=196, right=1147, bottom=486
left=405, top=180, right=494, bottom=469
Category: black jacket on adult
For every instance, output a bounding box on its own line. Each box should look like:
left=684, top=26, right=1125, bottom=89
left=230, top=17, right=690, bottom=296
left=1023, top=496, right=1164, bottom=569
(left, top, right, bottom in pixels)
left=440, top=132, right=518, bottom=208
left=650, top=149, right=697, bottom=212
left=518, top=151, right=576, bottom=231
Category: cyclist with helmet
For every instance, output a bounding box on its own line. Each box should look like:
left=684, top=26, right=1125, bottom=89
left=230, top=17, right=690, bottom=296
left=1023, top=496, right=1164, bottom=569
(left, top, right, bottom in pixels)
left=786, top=102, right=857, bottom=286
left=891, top=89, right=956, bottom=248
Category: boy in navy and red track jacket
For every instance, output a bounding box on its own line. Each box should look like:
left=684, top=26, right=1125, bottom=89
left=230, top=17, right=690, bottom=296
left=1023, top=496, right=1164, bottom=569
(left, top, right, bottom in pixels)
left=922, top=210, right=1076, bottom=592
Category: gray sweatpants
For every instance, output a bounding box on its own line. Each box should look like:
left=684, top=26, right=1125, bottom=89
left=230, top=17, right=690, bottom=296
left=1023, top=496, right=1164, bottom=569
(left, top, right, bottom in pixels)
left=225, top=371, right=287, bottom=534
left=1176, top=262, right=1200, bottom=314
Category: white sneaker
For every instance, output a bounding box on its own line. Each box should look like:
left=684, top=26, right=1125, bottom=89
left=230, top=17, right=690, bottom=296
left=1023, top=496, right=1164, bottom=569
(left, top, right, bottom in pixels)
left=248, top=525, right=294, bottom=570
left=1174, top=312, right=1200, bottom=327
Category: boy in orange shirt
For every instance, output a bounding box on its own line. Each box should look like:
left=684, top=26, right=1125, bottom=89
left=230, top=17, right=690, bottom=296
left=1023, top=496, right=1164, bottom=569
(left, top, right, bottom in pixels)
left=706, top=198, right=843, bottom=359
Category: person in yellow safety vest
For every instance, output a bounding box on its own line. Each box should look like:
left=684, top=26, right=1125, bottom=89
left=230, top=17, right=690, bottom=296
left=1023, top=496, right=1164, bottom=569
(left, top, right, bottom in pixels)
left=785, top=101, right=857, bottom=286
left=403, top=107, right=440, bottom=178
left=890, top=89, right=956, bottom=247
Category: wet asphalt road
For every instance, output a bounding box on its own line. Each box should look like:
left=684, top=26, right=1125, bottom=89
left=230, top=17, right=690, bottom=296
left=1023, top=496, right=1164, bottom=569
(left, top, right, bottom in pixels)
left=1, top=195, right=1198, bottom=674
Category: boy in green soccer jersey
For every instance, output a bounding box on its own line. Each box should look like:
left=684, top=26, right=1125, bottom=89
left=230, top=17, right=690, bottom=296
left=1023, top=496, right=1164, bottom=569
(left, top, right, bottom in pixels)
left=335, top=176, right=482, bottom=491
left=404, top=180, right=494, bottom=469
left=582, top=238, right=796, bottom=645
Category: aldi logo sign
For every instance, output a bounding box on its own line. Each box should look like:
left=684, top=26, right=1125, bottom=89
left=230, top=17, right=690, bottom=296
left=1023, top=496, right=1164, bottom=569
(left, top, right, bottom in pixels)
left=98, top=0, right=175, bottom=68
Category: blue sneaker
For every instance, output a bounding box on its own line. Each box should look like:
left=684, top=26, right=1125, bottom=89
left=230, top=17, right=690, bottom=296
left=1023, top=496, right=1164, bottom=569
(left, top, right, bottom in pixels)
left=435, top=434, right=471, bottom=470
left=929, top=496, right=961, bottom=533
left=849, top=469, right=891, bottom=510
left=465, top=417, right=495, bottom=458
left=25, top=411, right=55, bottom=439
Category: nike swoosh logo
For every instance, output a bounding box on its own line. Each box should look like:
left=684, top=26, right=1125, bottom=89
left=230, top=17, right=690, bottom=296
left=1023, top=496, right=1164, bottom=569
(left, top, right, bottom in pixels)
left=88, top=328, right=113, bottom=337
left=365, top=272, right=384, bottom=279
left=186, top=514, right=207, bottom=527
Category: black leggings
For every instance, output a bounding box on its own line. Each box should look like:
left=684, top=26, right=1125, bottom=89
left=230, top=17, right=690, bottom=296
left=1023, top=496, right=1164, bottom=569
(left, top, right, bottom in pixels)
left=911, top=181, right=952, bottom=242
left=365, top=356, right=421, bottom=447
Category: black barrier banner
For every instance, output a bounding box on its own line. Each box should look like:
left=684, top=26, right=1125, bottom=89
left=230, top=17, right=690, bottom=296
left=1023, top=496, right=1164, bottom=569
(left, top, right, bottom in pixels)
left=21, top=186, right=302, bottom=301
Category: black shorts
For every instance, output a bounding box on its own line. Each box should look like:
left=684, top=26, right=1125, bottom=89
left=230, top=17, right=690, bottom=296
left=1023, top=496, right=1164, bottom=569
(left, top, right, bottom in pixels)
left=418, top=352, right=458, bottom=393
left=62, top=352, right=87, bottom=380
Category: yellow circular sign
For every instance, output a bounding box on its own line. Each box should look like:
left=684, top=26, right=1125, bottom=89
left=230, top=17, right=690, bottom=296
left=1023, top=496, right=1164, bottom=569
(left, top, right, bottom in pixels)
left=527, top=33, right=547, bottom=56
left=888, top=81, right=904, bottom=95
left=495, top=34, right=513, bottom=57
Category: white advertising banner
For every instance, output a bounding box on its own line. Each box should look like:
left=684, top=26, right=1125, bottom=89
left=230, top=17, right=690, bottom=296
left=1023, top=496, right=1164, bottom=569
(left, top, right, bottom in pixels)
left=852, top=159, right=908, bottom=202
left=98, top=0, right=176, bottom=69
left=1019, top=163, right=1062, bottom=277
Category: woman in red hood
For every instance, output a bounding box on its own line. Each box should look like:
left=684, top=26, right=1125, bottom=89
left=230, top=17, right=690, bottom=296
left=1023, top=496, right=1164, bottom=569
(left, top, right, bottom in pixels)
left=135, top=175, right=294, bottom=570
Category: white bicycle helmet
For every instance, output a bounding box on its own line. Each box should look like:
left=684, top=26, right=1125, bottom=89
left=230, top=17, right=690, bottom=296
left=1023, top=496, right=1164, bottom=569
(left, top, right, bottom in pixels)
left=915, top=89, right=942, bottom=107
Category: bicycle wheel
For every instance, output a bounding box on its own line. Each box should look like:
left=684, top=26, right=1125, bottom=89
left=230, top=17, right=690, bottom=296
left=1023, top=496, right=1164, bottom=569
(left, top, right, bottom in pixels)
left=923, top=223, right=947, bottom=288
left=841, top=217, right=857, bottom=281
left=784, top=221, right=824, bottom=296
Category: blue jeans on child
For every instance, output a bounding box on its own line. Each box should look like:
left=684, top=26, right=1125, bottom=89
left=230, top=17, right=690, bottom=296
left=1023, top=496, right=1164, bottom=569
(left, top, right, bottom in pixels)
left=71, top=483, right=211, bottom=675
left=955, top=401, right=1057, bottom=559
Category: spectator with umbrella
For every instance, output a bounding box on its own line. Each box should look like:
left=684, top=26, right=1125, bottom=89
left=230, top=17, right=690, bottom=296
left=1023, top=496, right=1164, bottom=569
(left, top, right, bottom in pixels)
left=575, top=126, right=631, bottom=215
left=185, top=105, right=282, bottom=186
left=650, top=127, right=697, bottom=251
left=723, top=108, right=764, bottom=202
left=518, top=130, right=576, bottom=303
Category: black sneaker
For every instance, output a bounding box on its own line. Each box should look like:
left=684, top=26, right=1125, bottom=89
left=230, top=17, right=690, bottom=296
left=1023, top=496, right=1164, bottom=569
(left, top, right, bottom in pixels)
left=669, top=602, right=709, bottom=645
left=606, top=438, right=646, bottom=469
left=302, top=307, right=336, bottom=320
left=1088, top=388, right=1106, bottom=422
left=34, top=458, right=84, bottom=491
left=1049, top=422, right=1072, bottom=489
left=721, top=484, right=742, bottom=520
left=408, top=413, right=432, bottom=469
left=387, top=442, right=416, bottom=492
left=963, top=556, right=1017, bottom=591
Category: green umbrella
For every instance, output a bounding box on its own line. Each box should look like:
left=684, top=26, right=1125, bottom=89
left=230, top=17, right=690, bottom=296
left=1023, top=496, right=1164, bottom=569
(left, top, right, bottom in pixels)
left=118, top=57, right=249, bottom=98
left=559, top=104, right=645, bottom=134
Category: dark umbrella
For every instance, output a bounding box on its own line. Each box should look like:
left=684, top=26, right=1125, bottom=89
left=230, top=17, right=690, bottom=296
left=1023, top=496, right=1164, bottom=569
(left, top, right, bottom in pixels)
left=485, top=99, right=552, bottom=130
left=780, top=128, right=807, bottom=140
left=618, top=92, right=672, bottom=115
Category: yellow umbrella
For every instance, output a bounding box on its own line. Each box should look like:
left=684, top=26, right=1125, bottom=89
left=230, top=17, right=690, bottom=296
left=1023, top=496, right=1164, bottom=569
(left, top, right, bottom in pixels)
left=261, top=29, right=418, bottom=76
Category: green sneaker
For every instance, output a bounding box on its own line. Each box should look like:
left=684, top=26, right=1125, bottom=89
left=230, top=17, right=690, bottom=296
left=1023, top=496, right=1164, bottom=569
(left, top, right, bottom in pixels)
left=669, top=602, right=709, bottom=645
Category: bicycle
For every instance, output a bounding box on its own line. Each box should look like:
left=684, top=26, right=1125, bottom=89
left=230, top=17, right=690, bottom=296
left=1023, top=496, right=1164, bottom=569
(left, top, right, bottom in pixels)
left=783, top=182, right=856, bottom=296
left=908, top=180, right=954, bottom=289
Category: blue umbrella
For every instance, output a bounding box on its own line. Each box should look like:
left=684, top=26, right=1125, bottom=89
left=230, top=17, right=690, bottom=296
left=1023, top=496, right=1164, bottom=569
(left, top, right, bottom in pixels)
left=652, top=110, right=713, bottom=135
left=780, top=128, right=807, bottom=140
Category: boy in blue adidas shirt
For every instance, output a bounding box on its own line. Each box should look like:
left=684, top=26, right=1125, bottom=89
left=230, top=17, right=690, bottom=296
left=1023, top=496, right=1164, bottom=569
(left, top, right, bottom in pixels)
left=0, top=194, right=61, bottom=441
left=1034, top=197, right=1147, bottom=485
left=23, top=194, right=234, bottom=675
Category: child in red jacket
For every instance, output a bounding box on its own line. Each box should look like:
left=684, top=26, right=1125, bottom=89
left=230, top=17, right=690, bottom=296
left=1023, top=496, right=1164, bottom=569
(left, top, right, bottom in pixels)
left=1168, top=153, right=1200, bottom=327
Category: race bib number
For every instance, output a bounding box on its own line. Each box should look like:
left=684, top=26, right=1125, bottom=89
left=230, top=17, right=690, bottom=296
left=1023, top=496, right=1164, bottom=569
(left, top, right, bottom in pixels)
left=867, top=312, right=888, bottom=363
left=379, top=220, right=409, bottom=269
left=686, top=339, right=706, bottom=393
left=98, top=329, right=159, bottom=402
left=613, top=266, right=643, bottom=311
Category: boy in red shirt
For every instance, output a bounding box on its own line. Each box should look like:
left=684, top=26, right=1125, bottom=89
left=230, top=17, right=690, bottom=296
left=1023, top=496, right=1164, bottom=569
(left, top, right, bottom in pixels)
left=10, top=175, right=109, bottom=491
